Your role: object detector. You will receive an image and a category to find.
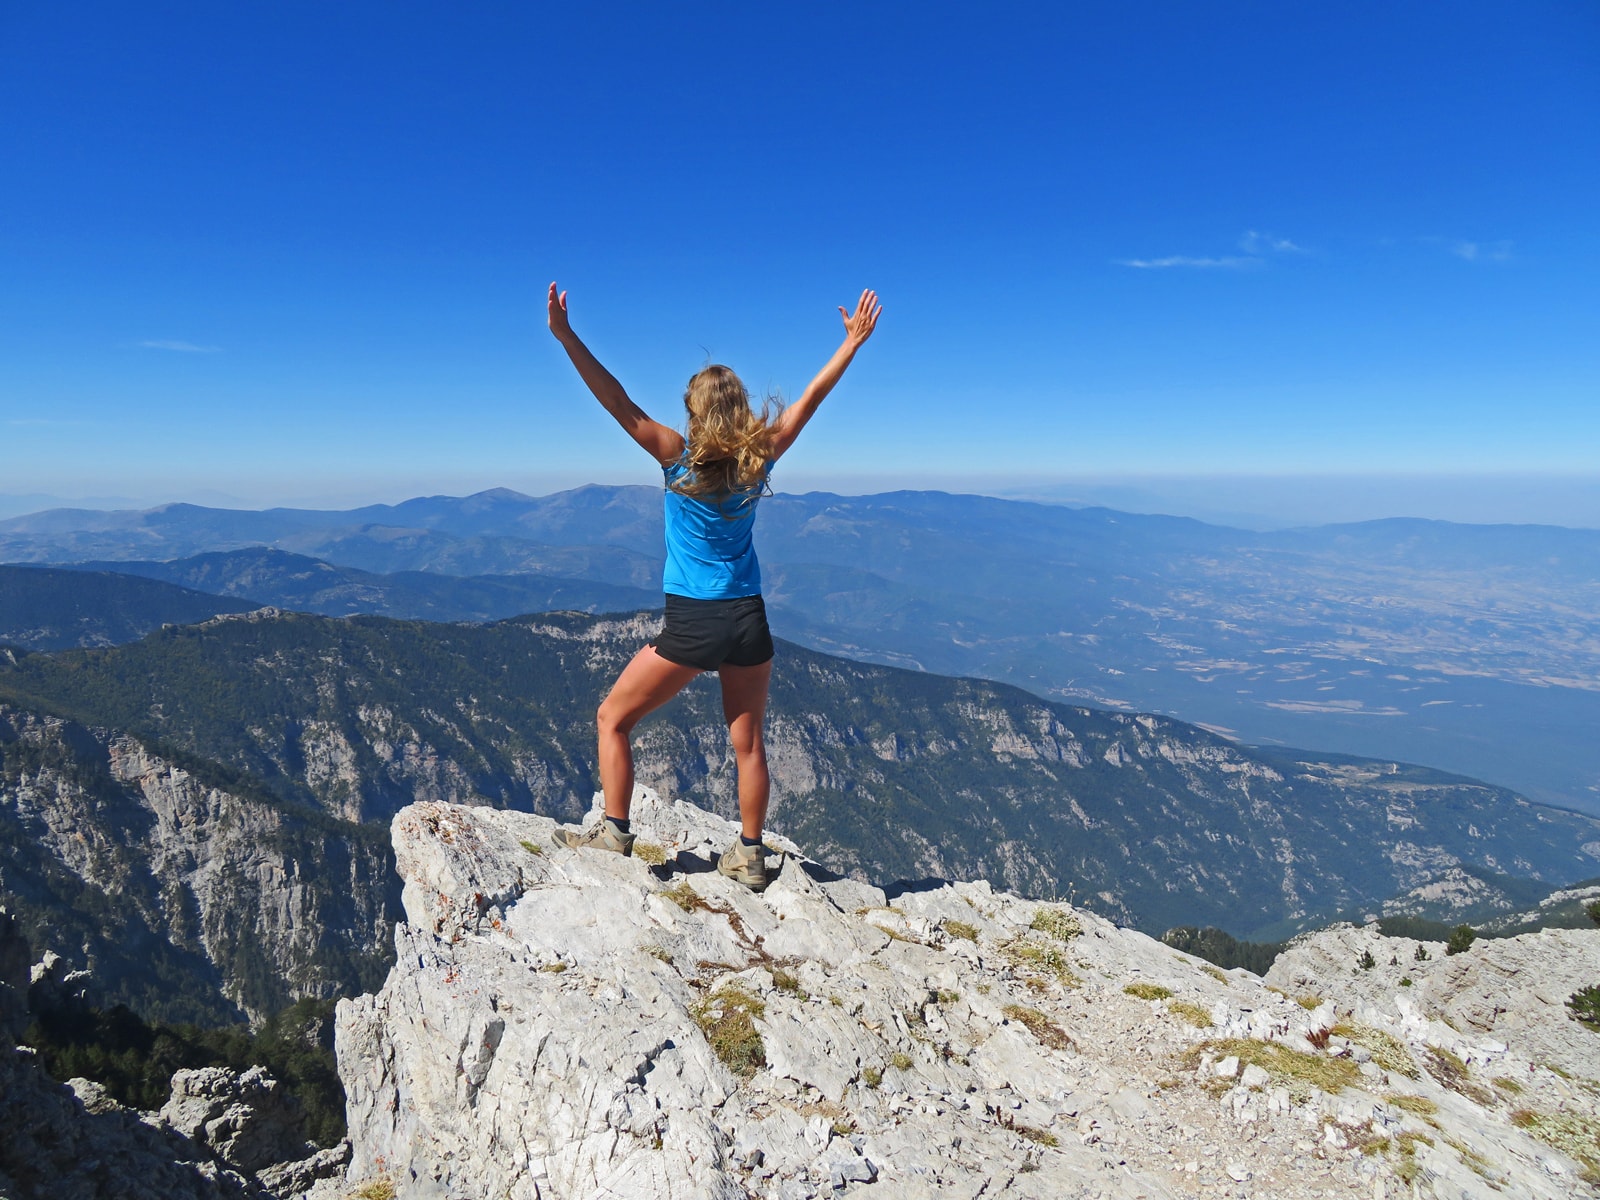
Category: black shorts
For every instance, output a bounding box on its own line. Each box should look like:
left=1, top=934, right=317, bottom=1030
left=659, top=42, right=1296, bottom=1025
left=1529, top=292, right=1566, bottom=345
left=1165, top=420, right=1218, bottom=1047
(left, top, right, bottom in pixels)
left=651, top=593, right=774, bottom=671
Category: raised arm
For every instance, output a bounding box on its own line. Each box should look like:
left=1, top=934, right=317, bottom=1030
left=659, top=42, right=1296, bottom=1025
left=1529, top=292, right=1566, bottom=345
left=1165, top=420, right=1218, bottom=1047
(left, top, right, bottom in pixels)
left=769, top=289, right=882, bottom=461
left=547, top=282, right=685, bottom=465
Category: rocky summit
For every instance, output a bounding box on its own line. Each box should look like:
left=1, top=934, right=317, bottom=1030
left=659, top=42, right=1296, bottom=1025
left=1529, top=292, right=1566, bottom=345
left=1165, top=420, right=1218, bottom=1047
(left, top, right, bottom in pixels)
left=329, top=789, right=1600, bottom=1200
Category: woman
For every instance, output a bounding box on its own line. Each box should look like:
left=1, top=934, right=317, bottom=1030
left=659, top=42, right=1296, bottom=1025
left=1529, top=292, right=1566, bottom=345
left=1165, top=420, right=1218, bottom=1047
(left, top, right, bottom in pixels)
left=546, top=281, right=882, bottom=891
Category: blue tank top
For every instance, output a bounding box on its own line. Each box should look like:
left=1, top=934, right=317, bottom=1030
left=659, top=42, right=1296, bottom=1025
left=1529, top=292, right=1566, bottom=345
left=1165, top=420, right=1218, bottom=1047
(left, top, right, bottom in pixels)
left=661, top=458, right=771, bottom=599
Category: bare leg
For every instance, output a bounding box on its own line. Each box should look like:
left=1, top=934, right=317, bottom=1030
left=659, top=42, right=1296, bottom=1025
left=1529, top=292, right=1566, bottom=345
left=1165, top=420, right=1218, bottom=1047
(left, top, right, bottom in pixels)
left=718, top=660, right=773, bottom=841
left=598, top=646, right=701, bottom=821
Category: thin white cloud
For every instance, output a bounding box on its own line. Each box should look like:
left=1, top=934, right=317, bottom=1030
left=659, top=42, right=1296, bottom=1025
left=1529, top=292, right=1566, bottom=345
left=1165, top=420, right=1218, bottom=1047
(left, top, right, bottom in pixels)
left=1240, top=229, right=1305, bottom=254
left=1120, top=229, right=1308, bottom=270
left=1118, top=255, right=1256, bottom=270
left=136, top=339, right=221, bottom=353
left=1452, top=240, right=1512, bottom=263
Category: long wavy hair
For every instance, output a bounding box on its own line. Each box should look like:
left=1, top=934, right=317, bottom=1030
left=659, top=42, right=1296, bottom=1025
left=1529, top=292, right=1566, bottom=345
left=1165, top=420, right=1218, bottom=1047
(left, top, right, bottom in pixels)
left=671, top=364, right=780, bottom=503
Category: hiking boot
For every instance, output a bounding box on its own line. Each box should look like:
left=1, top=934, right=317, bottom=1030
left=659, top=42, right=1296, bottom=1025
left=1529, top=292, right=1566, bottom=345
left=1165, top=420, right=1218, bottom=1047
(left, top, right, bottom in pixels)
left=717, top=841, right=770, bottom=892
left=552, top=818, right=635, bottom=856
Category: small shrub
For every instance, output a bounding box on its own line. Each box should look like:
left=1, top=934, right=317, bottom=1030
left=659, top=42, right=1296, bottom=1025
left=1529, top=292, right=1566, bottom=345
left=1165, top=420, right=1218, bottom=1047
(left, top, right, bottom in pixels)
left=889, top=1051, right=913, bottom=1071
left=644, top=945, right=673, bottom=964
left=1399, top=977, right=1412, bottom=987
left=1422, top=1045, right=1495, bottom=1104
left=1414, top=943, right=1430, bottom=962
left=1004, top=941, right=1078, bottom=985
left=1030, top=907, right=1082, bottom=942
left=862, top=1066, right=882, bottom=1088
left=1441, top=1134, right=1499, bottom=1181
left=665, top=880, right=709, bottom=912
left=881, top=925, right=924, bottom=945
left=1357, top=949, right=1377, bottom=971
left=518, top=839, right=543, bottom=856
left=1123, top=982, right=1173, bottom=1001
left=538, top=961, right=569, bottom=974
left=1385, top=1093, right=1439, bottom=1117
left=1585, top=899, right=1600, bottom=927
left=998, top=1111, right=1059, bottom=1146
left=690, top=984, right=766, bottom=1079
left=353, top=1181, right=397, bottom=1200
left=1167, top=1000, right=1213, bottom=1029
left=944, top=919, right=979, bottom=942
left=1507, top=1105, right=1600, bottom=1186
left=1424, top=1045, right=1469, bottom=1082
left=1333, top=1022, right=1418, bottom=1078
left=1183, top=1038, right=1361, bottom=1096
left=1568, top=985, right=1600, bottom=1030
left=1002, top=1004, right=1073, bottom=1051
left=1445, top=925, right=1477, bottom=956
left=770, top=967, right=805, bottom=997
left=1393, top=1131, right=1434, bottom=1184
left=634, top=841, right=668, bottom=866
left=936, top=989, right=960, bottom=1005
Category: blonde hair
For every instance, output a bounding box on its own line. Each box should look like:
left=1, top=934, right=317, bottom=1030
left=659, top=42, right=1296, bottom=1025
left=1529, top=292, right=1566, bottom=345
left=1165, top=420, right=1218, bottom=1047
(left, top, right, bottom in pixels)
left=672, top=365, right=780, bottom=502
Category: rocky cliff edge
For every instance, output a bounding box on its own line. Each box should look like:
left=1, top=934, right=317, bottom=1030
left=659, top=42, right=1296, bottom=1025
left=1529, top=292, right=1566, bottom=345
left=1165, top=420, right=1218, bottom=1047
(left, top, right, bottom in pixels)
left=334, top=789, right=1600, bottom=1200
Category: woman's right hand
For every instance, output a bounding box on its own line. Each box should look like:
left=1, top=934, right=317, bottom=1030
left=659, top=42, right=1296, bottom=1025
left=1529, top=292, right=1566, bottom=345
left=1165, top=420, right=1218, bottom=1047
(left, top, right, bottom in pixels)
left=547, top=281, right=574, bottom=343
left=838, top=288, right=882, bottom=347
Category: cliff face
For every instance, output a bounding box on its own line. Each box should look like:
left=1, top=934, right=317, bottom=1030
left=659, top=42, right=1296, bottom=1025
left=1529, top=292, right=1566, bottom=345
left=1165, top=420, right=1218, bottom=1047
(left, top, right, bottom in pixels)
left=334, top=791, right=1600, bottom=1200
left=0, top=704, right=396, bottom=1022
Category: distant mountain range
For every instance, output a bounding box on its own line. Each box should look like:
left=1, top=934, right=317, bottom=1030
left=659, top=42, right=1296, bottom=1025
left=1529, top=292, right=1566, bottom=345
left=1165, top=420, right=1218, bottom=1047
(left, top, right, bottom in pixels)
left=3, top=608, right=1596, bottom=1024
left=4, top=486, right=1598, bottom=815
left=0, top=565, right=257, bottom=650
left=56, top=549, right=660, bottom=623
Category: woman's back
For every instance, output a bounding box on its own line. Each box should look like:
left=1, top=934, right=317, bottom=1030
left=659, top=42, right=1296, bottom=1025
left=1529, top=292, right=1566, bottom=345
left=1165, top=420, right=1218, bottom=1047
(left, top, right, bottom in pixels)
left=661, top=457, right=769, bottom=599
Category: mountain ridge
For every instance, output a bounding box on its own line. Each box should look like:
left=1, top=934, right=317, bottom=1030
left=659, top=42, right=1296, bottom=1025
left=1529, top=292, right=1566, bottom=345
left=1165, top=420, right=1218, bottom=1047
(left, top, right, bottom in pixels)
left=4, top=608, right=1596, bottom=1025
left=5, top=483, right=1596, bottom=817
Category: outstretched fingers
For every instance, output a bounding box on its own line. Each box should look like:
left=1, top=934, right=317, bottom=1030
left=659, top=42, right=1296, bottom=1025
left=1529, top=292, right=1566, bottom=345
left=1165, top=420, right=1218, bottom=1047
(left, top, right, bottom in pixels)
left=841, top=287, right=882, bottom=342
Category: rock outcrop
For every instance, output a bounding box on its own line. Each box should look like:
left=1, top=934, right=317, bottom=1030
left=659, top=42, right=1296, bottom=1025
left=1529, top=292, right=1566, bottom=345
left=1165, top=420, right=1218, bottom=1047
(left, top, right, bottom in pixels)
left=335, top=791, right=1600, bottom=1199
left=1266, top=921, right=1600, bottom=1085
left=0, top=909, right=349, bottom=1200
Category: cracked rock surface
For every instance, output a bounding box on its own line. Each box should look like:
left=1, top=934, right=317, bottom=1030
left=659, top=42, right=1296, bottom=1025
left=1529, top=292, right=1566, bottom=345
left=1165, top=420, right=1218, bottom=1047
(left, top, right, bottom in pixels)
left=335, top=790, right=1600, bottom=1199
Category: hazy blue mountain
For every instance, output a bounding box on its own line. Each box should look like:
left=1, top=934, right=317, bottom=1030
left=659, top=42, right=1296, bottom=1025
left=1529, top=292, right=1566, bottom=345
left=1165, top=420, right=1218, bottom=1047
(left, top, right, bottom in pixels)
left=0, top=486, right=665, bottom=563
left=62, top=548, right=661, bottom=623
left=0, top=565, right=257, bottom=651
left=5, top=487, right=1599, bottom=814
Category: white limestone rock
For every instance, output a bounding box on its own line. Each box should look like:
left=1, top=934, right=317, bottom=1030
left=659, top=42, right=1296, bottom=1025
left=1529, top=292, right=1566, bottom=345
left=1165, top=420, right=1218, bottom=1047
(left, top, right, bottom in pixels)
left=334, top=791, right=1600, bottom=1200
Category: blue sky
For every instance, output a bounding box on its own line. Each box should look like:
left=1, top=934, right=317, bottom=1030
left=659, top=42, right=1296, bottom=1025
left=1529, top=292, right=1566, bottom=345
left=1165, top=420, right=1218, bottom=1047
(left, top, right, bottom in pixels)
left=2, top=2, right=1597, bottom=519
